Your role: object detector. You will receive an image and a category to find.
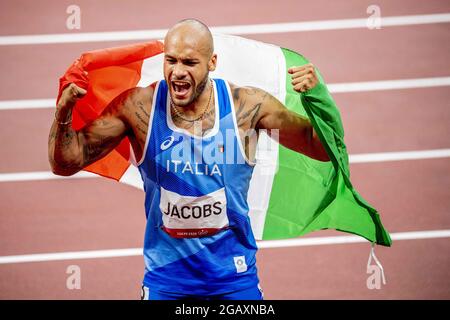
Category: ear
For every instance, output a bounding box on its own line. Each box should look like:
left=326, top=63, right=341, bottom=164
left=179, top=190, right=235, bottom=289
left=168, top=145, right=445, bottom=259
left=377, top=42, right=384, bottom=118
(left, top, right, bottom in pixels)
left=208, top=53, right=217, bottom=72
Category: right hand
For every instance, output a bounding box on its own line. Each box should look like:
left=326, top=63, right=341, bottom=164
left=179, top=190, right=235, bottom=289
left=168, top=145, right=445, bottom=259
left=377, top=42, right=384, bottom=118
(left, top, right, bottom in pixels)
left=57, top=83, right=87, bottom=109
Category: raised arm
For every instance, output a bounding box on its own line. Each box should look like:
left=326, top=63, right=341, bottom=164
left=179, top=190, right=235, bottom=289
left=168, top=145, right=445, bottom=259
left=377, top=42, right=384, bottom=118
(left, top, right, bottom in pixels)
left=48, top=83, right=131, bottom=176
left=257, top=94, right=329, bottom=162
left=232, top=63, right=330, bottom=162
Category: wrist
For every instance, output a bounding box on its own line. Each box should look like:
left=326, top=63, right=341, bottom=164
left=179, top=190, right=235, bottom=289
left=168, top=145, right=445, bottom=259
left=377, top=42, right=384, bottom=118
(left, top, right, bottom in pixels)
left=54, top=107, right=73, bottom=126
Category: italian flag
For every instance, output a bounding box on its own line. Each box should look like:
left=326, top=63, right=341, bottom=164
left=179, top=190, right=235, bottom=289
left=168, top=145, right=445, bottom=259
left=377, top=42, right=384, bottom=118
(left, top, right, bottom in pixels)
left=58, top=34, right=392, bottom=246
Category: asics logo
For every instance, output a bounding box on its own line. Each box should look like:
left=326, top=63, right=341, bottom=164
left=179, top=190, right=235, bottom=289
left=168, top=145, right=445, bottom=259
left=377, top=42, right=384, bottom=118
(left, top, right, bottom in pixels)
left=160, top=136, right=175, bottom=150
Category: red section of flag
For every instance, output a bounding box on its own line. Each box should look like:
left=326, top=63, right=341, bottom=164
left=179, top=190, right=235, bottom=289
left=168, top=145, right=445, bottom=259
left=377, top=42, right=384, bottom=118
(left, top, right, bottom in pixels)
left=56, top=41, right=164, bottom=180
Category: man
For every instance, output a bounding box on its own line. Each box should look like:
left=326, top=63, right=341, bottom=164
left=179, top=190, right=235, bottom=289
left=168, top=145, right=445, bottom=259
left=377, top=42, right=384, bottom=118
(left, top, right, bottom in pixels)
left=48, top=19, right=329, bottom=300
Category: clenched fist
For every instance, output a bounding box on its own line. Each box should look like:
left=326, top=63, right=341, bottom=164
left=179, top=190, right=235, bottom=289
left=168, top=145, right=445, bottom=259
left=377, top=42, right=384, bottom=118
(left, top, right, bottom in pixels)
left=57, top=82, right=87, bottom=109
left=288, top=63, right=318, bottom=93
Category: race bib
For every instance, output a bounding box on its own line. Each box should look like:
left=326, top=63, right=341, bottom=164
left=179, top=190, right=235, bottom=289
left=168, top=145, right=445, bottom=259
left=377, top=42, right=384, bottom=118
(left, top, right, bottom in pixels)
left=159, top=186, right=229, bottom=238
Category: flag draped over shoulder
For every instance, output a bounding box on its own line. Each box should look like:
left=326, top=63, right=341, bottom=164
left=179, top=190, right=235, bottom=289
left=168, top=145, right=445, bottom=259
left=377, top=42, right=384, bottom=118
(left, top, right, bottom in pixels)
left=57, top=34, right=392, bottom=246
left=58, top=41, right=164, bottom=179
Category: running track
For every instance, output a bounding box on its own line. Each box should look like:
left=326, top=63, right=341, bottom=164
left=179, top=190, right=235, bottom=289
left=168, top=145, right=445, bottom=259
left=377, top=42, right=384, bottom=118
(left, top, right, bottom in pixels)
left=0, top=0, right=449, bottom=299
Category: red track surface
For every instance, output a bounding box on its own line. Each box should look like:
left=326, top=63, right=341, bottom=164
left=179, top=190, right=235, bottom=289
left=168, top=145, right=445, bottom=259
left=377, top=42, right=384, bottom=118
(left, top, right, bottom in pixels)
left=0, top=1, right=449, bottom=299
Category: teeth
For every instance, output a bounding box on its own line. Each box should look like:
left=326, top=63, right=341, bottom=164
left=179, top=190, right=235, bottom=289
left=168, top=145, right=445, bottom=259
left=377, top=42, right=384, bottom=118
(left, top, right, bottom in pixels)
left=172, top=81, right=190, bottom=93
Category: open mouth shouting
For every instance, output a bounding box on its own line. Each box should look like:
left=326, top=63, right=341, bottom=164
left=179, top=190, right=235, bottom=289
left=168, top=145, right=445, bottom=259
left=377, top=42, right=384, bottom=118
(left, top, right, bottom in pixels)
left=171, top=80, right=192, bottom=100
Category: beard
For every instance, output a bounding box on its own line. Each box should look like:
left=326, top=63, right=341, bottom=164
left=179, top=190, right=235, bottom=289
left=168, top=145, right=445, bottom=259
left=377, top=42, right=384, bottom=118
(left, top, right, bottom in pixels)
left=192, top=73, right=209, bottom=102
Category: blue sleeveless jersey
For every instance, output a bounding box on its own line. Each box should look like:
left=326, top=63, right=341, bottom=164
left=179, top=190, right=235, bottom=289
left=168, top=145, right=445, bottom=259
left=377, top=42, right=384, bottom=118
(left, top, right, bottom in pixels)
left=137, top=78, right=259, bottom=295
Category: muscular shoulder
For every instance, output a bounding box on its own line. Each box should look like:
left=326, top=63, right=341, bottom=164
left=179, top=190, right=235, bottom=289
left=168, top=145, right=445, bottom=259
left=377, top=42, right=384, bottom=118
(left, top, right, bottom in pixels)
left=111, top=83, right=156, bottom=124
left=229, top=82, right=266, bottom=101
left=119, top=84, right=154, bottom=112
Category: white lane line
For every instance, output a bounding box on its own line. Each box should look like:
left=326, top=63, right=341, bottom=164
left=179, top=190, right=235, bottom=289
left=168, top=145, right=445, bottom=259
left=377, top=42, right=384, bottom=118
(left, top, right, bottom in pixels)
left=0, top=229, right=448, bottom=264
left=0, top=149, right=448, bottom=184
left=0, top=13, right=449, bottom=45
left=0, top=248, right=142, bottom=264
left=328, top=77, right=450, bottom=93
left=349, top=149, right=450, bottom=163
left=0, top=171, right=96, bottom=182
left=0, top=99, right=55, bottom=110
left=1, top=76, right=449, bottom=111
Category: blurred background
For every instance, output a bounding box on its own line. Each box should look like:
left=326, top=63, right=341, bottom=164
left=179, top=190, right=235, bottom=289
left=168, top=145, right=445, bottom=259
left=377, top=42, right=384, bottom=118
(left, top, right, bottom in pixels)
left=0, top=0, right=449, bottom=299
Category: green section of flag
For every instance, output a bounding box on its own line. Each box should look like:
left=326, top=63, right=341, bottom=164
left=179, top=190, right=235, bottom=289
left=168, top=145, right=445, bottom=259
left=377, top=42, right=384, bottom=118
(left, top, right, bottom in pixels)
left=261, top=48, right=392, bottom=246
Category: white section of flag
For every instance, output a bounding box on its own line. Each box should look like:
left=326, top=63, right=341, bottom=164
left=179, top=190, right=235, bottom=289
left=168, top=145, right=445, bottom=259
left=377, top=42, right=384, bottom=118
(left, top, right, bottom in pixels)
left=212, top=34, right=285, bottom=239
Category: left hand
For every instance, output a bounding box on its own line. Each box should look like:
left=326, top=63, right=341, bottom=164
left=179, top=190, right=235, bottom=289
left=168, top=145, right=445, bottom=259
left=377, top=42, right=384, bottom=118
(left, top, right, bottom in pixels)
left=288, top=63, right=319, bottom=93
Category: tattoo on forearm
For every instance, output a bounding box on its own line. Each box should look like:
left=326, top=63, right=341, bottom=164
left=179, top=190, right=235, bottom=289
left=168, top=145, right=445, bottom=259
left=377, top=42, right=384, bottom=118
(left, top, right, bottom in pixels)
left=50, top=107, right=76, bottom=146
left=61, top=130, right=75, bottom=147
left=53, top=125, right=77, bottom=150
left=49, top=124, right=58, bottom=143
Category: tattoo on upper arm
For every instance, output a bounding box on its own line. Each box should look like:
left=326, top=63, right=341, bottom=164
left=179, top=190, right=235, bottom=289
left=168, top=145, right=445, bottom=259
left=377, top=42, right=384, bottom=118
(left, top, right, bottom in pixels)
left=233, top=88, right=246, bottom=123
left=132, top=98, right=152, bottom=138
left=232, top=87, right=241, bottom=101
left=235, top=100, right=246, bottom=123
left=244, top=88, right=257, bottom=95
left=233, top=87, right=265, bottom=128
left=138, top=102, right=150, bottom=119
left=249, top=103, right=261, bottom=129
left=134, top=111, right=149, bottom=126
left=78, top=115, right=127, bottom=165
left=82, top=132, right=117, bottom=165
left=82, top=143, right=100, bottom=164
left=138, top=137, right=146, bottom=146
left=237, top=103, right=261, bottom=127
left=135, top=124, right=147, bottom=135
